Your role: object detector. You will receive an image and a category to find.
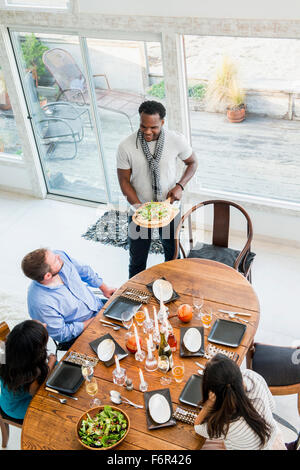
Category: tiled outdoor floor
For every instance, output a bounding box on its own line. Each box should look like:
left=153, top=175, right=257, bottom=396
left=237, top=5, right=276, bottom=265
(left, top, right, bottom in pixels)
left=0, top=191, right=299, bottom=450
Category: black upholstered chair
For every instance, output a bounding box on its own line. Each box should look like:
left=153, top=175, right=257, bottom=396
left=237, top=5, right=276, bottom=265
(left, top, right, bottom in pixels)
left=173, top=200, right=256, bottom=282
left=246, top=342, right=300, bottom=415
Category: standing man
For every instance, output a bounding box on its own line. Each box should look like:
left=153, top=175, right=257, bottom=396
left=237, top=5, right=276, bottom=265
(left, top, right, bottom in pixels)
left=117, top=100, right=198, bottom=278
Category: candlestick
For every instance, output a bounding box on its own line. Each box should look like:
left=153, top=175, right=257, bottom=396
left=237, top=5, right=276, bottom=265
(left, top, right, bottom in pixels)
left=139, top=368, right=148, bottom=392
left=145, top=337, right=158, bottom=372
left=144, top=306, right=150, bottom=323
left=153, top=306, right=160, bottom=344
left=115, top=354, right=121, bottom=373
left=134, top=324, right=145, bottom=362
left=149, top=333, right=156, bottom=352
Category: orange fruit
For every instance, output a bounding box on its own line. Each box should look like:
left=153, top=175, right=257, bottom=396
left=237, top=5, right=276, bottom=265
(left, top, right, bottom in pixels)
left=177, top=304, right=193, bottom=323
left=125, top=335, right=142, bottom=353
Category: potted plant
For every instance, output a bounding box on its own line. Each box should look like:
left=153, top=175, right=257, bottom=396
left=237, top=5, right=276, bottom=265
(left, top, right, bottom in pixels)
left=21, top=33, right=49, bottom=87
left=205, top=56, right=246, bottom=122
left=226, top=79, right=246, bottom=123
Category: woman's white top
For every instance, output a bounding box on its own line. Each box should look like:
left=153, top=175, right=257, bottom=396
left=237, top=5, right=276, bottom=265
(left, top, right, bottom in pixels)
left=194, top=369, right=279, bottom=450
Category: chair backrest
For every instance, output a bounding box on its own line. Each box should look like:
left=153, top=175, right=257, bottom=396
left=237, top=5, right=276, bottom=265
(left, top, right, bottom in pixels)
left=43, top=48, right=87, bottom=94
left=174, top=199, right=253, bottom=263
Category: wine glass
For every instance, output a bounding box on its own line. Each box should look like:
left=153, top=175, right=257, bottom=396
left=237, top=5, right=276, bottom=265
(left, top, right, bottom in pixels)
left=81, top=360, right=94, bottom=381
left=193, top=292, right=204, bottom=320
left=158, top=355, right=172, bottom=385
left=85, top=376, right=101, bottom=407
left=121, top=311, right=133, bottom=339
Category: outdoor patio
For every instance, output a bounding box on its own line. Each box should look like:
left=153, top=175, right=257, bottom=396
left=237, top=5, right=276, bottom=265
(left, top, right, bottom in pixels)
left=2, top=106, right=299, bottom=204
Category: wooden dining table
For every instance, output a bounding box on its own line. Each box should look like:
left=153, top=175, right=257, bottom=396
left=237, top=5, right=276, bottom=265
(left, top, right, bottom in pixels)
left=21, top=258, right=260, bottom=451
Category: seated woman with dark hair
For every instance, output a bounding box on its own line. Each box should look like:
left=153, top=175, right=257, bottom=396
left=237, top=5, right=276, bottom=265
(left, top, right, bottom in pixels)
left=0, top=320, right=56, bottom=423
left=194, top=354, right=286, bottom=450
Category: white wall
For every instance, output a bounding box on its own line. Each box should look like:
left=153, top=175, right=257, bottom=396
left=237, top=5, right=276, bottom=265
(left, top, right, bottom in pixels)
left=78, top=0, right=300, bottom=20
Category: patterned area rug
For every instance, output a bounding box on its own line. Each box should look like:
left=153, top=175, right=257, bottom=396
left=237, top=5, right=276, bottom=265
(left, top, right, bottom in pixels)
left=82, top=210, right=164, bottom=254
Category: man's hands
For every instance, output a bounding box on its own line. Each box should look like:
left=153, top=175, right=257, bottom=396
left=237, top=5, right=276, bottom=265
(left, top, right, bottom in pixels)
left=100, top=282, right=117, bottom=298
left=167, top=184, right=183, bottom=203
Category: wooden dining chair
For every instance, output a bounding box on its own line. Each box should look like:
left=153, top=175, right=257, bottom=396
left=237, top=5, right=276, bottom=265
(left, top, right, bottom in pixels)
left=173, top=200, right=256, bottom=282
left=246, top=341, right=300, bottom=415
left=0, top=321, right=23, bottom=449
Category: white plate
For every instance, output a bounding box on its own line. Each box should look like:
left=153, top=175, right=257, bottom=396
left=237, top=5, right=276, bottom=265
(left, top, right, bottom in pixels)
left=148, top=393, right=171, bottom=424
left=183, top=328, right=202, bottom=353
left=153, top=279, right=173, bottom=302
left=97, top=338, right=115, bottom=362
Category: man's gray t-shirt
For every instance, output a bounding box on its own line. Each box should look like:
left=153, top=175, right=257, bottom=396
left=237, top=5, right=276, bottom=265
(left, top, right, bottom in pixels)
left=117, top=129, right=192, bottom=203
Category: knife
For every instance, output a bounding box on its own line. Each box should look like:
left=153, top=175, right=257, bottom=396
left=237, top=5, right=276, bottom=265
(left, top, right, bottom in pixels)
left=45, top=387, right=78, bottom=400
left=99, top=319, right=127, bottom=329
left=218, top=309, right=251, bottom=317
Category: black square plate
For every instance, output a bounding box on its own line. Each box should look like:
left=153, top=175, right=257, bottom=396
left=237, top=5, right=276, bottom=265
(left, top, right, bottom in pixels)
left=144, top=388, right=176, bottom=430
left=146, top=278, right=179, bottom=304
left=179, top=326, right=205, bottom=357
left=89, top=333, right=128, bottom=367
left=103, top=296, right=141, bottom=321
left=179, top=374, right=203, bottom=408
left=208, top=318, right=246, bottom=348
left=46, top=361, right=84, bottom=394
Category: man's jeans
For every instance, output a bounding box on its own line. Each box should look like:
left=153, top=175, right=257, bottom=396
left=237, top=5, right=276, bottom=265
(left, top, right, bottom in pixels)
left=128, top=213, right=180, bottom=279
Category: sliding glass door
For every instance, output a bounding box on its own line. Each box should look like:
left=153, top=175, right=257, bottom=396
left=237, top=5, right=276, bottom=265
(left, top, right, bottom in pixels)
left=10, top=30, right=164, bottom=204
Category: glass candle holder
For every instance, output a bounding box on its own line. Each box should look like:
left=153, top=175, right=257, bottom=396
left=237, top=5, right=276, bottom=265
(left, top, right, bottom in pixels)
left=143, top=318, right=154, bottom=335
left=139, top=380, right=148, bottom=392
left=135, top=348, right=146, bottom=362
left=112, top=367, right=127, bottom=386
left=145, top=353, right=158, bottom=372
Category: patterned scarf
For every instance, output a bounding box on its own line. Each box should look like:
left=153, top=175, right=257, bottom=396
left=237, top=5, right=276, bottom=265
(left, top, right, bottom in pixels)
left=137, top=127, right=165, bottom=202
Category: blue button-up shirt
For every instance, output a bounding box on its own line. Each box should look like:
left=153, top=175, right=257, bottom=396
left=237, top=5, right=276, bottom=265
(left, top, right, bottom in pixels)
left=27, top=250, right=104, bottom=343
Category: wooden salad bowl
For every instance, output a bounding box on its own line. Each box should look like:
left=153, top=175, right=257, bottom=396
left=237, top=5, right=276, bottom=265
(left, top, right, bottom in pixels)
left=76, top=405, right=130, bottom=450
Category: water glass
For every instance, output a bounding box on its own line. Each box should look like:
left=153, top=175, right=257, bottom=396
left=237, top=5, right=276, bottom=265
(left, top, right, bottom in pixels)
left=135, top=310, right=145, bottom=326
left=193, top=293, right=204, bottom=320
left=201, top=305, right=213, bottom=329
left=172, top=362, right=185, bottom=383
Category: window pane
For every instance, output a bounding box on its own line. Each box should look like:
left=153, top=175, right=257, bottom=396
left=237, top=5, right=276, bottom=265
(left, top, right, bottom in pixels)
left=184, top=35, right=300, bottom=204
left=0, top=67, right=23, bottom=157
left=86, top=38, right=165, bottom=202
left=12, top=32, right=107, bottom=202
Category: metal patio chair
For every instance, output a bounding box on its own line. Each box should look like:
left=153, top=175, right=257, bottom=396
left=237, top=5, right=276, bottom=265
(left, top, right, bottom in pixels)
left=25, top=71, right=85, bottom=160
left=42, top=48, right=145, bottom=132
left=174, top=199, right=256, bottom=282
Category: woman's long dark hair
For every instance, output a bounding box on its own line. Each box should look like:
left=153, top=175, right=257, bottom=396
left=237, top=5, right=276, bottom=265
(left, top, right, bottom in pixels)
left=0, top=320, right=49, bottom=393
left=201, top=354, right=271, bottom=448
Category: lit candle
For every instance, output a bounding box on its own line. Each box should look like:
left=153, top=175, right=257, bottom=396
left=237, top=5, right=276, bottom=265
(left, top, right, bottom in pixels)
left=134, top=324, right=141, bottom=353
left=144, top=306, right=150, bottom=323
left=115, top=354, right=121, bottom=373
left=139, top=368, right=145, bottom=386
left=153, top=306, right=159, bottom=335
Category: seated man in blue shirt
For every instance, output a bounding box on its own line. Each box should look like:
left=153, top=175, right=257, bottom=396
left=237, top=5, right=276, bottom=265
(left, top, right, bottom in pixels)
left=21, top=248, right=116, bottom=349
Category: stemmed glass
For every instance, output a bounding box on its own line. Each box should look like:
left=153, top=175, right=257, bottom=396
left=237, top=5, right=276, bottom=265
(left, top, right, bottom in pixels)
left=81, top=360, right=94, bottom=381
left=193, top=292, right=204, bottom=320
left=121, top=311, right=133, bottom=340
left=85, top=376, right=101, bottom=407
left=158, top=355, right=172, bottom=385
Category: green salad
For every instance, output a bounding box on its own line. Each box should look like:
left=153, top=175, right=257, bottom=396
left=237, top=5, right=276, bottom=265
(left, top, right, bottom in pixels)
left=78, top=406, right=128, bottom=448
